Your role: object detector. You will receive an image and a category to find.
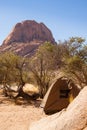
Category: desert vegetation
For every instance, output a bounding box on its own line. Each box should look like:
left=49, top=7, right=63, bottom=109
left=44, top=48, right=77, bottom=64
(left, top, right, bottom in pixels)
left=0, top=37, right=87, bottom=101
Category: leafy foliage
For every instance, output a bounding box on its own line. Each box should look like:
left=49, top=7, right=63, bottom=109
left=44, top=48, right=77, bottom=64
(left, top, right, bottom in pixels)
left=0, top=52, right=31, bottom=98
left=29, top=42, right=56, bottom=97
left=0, top=37, right=86, bottom=99
left=62, top=37, right=87, bottom=86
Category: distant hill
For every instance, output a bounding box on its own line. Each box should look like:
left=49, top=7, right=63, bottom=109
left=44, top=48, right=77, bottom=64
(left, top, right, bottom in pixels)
left=0, top=20, right=55, bottom=57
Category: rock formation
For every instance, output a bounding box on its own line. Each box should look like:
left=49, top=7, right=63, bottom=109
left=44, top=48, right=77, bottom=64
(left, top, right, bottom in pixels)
left=3, top=20, right=55, bottom=45
left=0, top=20, right=55, bottom=57
left=29, top=86, right=87, bottom=130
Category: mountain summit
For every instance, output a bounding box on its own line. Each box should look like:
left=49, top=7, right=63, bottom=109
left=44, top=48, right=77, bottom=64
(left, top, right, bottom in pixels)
left=0, top=20, right=55, bottom=57
left=3, top=20, right=55, bottom=45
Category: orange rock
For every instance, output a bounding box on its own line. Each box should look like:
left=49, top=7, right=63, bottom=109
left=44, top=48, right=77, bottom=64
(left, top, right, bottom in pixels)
left=3, top=20, right=55, bottom=45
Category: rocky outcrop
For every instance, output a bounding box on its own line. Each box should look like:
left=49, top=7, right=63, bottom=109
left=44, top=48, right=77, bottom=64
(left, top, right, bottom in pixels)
left=0, top=42, right=41, bottom=57
left=29, top=86, right=87, bottom=130
left=0, top=20, right=55, bottom=57
left=3, top=20, right=55, bottom=45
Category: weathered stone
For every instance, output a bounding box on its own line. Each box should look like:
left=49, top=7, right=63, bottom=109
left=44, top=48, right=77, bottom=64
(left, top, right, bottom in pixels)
left=0, top=20, right=55, bottom=57
left=29, top=86, right=87, bottom=130
left=3, top=20, right=55, bottom=45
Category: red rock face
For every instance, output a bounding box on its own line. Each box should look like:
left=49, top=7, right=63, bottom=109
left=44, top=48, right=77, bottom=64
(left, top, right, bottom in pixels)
left=0, top=20, right=56, bottom=57
left=3, top=20, right=55, bottom=45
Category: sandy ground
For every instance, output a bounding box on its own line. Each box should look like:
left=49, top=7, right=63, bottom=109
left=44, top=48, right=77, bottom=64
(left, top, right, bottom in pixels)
left=0, top=93, right=46, bottom=130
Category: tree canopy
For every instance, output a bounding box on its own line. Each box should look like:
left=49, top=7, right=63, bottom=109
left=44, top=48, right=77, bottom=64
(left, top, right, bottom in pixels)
left=0, top=37, right=87, bottom=99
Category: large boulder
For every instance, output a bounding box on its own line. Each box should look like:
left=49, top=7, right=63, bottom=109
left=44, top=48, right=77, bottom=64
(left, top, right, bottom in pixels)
left=23, top=83, right=39, bottom=96
left=29, top=86, right=87, bottom=130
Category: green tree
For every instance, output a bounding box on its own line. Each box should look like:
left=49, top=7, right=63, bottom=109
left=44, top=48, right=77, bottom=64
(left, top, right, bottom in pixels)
left=0, top=52, right=19, bottom=85
left=62, top=37, right=87, bottom=87
left=0, top=52, right=34, bottom=99
left=30, top=42, right=57, bottom=97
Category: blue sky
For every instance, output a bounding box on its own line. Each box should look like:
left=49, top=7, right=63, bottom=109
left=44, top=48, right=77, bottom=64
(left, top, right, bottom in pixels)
left=0, top=0, right=87, bottom=44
